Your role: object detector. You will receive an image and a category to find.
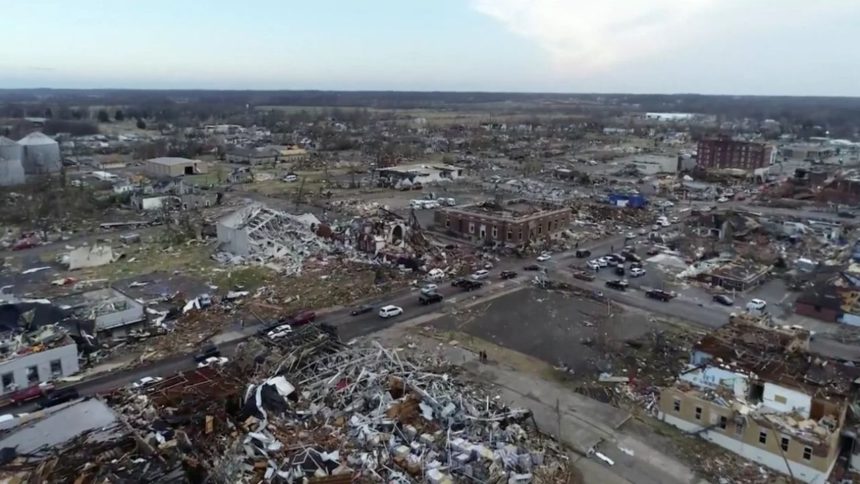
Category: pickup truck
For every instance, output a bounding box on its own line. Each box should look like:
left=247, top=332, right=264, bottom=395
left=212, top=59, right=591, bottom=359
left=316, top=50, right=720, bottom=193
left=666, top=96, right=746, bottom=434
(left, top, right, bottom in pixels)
left=571, top=270, right=595, bottom=282
left=419, top=292, right=444, bottom=305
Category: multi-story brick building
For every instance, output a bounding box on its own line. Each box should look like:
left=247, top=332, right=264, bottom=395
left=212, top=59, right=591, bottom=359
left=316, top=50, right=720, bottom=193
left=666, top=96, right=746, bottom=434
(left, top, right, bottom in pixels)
left=697, top=136, right=774, bottom=170
left=434, top=199, right=570, bottom=246
left=658, top=318, right=857, bottom=483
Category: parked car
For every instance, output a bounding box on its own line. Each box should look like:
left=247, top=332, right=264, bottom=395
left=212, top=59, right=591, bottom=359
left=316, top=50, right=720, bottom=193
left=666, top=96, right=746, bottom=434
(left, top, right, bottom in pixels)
left=586, top=260, right=601, bottom=270
left=427, top=268, right=445, bottom=281
left=625, top=232, right=636, bottom=240
left=419, top=292, right=444, bottom=305
left=286, top=310, right=316, bottom=326
left=572, top=270, right=595, bottom=281
left=670, top=216, right=680, bottom=224
left=713, top=294, right=734, bottom=306
left=471, top=270, right=490, bottom=280
left=197, top=356, right=229, bottom=368
left=421, top=284, right=438, bottom=295
left=193, top=344, right=220, bottom=363
left=523, top=264, right=542, bottom=271
left=629, top=267, right=646, bottom=278
left=596, top=257, right=609, bottom=268
left=615, top=266, right=625, bottom=276
left=605, top=280, right=629, bottom=291
left=838, top=211, right=856, bottom=219
left=536, top=253, right=552, bottom=262
left=350, top=304, right=374, bottom=316
left=575, top=249, right=591, bottom=258
left=8, top=382, right=54, bottom=405
left=132, top=376, right=163, bottom=389
left=500, top=270, right=517, bottom=279
left=267, top=324, right=293, bottom=340
left=38, top=387, right=80, bottom=409
left=378, top=305, right=403, bottom=318
left=645, top=289, right=674, bottom=302
left=747, top=298, right=768, bottom=312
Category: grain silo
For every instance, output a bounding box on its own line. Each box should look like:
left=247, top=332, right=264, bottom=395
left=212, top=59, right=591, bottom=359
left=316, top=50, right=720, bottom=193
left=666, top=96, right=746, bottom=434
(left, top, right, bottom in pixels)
left=18, top=131, right=61, bottom=175
left=0, top=136, right=25, bottom=186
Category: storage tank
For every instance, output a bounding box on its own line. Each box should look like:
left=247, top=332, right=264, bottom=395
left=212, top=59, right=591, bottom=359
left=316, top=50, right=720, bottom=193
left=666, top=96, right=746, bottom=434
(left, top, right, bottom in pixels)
left=18, top=131, right=61, bottom=175
left=0, top=136, right=25, bottom=186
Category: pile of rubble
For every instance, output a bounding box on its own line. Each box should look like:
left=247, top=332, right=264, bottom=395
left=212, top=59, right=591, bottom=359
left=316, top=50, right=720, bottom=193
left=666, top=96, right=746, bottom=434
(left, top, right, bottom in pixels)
left=94, top=326, right=570, bottom=483
left=230, top=339, right=570, bottom=482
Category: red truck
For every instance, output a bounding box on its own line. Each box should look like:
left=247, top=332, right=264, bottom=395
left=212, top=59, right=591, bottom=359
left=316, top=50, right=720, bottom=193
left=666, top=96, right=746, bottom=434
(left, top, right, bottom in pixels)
left=8, top=382, right=54, bottom=405
left=286, top=310, right=316, bottom=326
left=12, top=233, right=40, bottom=251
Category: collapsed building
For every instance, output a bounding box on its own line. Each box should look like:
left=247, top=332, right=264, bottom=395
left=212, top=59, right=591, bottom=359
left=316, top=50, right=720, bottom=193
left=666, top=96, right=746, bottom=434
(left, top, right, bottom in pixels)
left=216, top=204, right=328, bottom=273
left=1, top=326, right=571, bottom=483
left=658, top=317, right=860, bottom=483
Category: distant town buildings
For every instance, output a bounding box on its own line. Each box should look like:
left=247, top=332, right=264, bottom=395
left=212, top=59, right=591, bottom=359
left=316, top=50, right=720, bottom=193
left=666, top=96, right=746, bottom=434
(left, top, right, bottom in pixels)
left=697, top=136, right=775, bottom=170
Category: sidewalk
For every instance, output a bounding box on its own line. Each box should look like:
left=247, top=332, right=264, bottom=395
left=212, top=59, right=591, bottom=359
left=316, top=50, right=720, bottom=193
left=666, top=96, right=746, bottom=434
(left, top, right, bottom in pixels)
left=385, top=328, right=708, bottom=484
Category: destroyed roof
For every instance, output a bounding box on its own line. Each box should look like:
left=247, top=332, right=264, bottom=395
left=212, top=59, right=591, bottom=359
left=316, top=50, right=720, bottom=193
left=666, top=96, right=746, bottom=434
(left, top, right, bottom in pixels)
left=0, top=399, right=119, bottom=454
left=450, top=198, right=567, bottom=219
left=694, top=319, right=860, bottom=400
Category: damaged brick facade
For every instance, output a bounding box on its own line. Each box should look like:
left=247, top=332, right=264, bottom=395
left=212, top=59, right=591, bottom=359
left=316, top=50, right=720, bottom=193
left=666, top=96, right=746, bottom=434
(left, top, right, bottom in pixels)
left=434, top=201, right=570, bottom=245
left=697, top=136, right=773, bottom=170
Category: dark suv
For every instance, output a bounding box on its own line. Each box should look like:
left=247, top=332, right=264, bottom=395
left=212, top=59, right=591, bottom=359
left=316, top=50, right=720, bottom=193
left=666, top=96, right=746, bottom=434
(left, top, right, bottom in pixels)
left=419, top=292, right=444, bottom=305
left=606, top=280, right=629, bottom=291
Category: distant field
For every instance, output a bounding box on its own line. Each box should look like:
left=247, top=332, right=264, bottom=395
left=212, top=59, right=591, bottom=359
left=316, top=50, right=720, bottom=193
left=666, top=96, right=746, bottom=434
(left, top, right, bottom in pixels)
left=255, top=103, right=589, bottom=126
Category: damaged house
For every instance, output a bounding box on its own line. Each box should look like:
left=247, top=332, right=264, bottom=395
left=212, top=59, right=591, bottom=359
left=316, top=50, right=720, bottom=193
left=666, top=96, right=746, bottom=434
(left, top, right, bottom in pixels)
left=658, top=319, right=859, bottom=483
left=0, top=325, right=80, bottom=395
left=216, top=204, right=328, bottom=274
left=57, top=288, right=146, bottom=340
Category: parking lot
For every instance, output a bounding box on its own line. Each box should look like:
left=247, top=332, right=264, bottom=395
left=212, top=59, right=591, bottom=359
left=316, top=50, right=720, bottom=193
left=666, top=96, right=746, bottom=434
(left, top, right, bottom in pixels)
left=433, top=286, right=657, bottom=375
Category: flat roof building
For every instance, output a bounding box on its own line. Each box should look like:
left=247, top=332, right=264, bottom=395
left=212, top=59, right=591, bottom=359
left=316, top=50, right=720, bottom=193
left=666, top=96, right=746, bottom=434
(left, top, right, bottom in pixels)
left=697, top=136, right=775, bottom=171
left=145, top=157, right=207, bottom=178
left=434, top=199, right=570, bottom=246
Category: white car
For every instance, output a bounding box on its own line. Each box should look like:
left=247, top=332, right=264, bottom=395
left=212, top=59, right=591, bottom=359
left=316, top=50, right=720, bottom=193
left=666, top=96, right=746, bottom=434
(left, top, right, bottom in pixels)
left=267, top=324, right=293, bottom=340
left=746, top=298, right=767, bottom=312
left=198, top=356, right=229, bottom=368
left=421, top=284, right=438, bottom=294
left=586, top=260, right=601, bottom=270
left=133, top=376, right=164, bottom=389
left=427, top=268, right=445, bottom=281
left=717, top=196, right=729, bottom=203
left=670, top=217, right=680, bottom=224
left=625, top=232, right=636, bottom=240
left=379, top=305, right=403, bottom=318
left=630, top=267, right=646, bottom=277
left=537, top=254, right=552, bottom=262
left=596, top=257, right=609, bottom=267
left=471, top=270, right=490, bottom=280
left=638, top=228, right=647, bottom=235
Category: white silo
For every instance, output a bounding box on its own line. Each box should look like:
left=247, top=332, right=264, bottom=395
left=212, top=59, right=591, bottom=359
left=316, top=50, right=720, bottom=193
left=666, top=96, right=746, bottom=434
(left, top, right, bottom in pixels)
left=0, top=136, right=25, bottom=186
left=18, top=131, right=61, bottom=175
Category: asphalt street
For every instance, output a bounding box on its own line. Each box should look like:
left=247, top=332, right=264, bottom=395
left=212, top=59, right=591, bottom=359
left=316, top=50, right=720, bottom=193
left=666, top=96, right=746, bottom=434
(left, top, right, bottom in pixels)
left=4, top=200, right=857, bottom=413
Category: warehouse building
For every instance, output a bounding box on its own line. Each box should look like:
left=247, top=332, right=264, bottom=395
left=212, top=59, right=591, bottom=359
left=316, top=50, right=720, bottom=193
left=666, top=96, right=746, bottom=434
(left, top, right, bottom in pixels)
left=145, top=157, right=208, bottom=178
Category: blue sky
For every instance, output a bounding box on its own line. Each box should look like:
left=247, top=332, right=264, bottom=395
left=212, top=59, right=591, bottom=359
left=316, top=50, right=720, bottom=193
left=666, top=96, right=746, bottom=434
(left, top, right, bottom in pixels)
left=1, top=0, right=859, bottom=95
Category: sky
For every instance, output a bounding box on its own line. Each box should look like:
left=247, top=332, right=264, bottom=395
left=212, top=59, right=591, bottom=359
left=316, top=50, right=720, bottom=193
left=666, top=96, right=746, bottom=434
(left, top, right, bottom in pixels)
left=1, top=0, right=859, bottom=96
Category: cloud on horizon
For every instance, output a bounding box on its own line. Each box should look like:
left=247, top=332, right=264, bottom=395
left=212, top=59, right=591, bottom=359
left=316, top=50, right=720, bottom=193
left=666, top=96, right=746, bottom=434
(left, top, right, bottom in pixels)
left=470, top=0, right=860, bottom=78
